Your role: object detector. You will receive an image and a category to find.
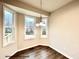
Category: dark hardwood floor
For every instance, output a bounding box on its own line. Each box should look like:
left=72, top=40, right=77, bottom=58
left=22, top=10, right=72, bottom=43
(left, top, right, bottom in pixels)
left=9, top=45, right=68, bottom=59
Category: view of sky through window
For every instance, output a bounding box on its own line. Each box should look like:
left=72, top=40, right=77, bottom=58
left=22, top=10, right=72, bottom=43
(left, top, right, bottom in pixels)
left=4, top=10, right=13, bottom=27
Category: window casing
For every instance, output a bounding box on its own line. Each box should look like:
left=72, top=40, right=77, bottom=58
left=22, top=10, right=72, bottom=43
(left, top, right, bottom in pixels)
left=24, top=16, right=36, bottom=39
left=3, top=7, right=15, bottom=47
left=41, top=17, right=48, bottom=38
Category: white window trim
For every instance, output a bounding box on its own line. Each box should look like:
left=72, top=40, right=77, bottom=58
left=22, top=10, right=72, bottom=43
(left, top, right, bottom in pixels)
left=24, top=16, right=36, bottom=40
left=3, top=6, right=15, bottom=47
left=40, top=17, right=48, bottom=38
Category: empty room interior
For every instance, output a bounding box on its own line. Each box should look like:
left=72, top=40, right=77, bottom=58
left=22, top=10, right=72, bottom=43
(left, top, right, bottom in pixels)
left=0, top=0, right=79, bottom=59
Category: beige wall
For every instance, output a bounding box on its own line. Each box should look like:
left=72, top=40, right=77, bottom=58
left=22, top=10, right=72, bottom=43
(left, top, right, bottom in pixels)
left=49, top=0, right=79, bottom=59
left=1, top=0, right=79, bottom=59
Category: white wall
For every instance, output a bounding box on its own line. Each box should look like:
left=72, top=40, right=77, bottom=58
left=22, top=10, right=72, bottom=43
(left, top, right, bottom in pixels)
left=49, top=0, right=79, bottom=59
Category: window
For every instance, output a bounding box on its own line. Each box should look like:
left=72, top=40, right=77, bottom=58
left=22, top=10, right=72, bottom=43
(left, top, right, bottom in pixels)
left=24, top=16, right=36, bottom=39
left=3, top=7, right=15, bottom=47
left=41, top=17, right=48, bottom=38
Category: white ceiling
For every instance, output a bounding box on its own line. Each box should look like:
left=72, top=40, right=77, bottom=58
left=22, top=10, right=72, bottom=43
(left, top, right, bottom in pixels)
left=18, top=0, right=73, bottom=12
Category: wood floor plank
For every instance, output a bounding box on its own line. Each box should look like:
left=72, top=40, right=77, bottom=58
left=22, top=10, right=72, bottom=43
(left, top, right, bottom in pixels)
left=9, top=46, right=68, bottom=59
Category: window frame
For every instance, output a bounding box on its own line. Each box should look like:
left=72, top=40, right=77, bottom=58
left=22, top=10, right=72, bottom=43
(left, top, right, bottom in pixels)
left=3, top=6, right=15, bottom=47
left=24, top=15, right=36, bottom=40
left=40, top=17, right=48, bottom=38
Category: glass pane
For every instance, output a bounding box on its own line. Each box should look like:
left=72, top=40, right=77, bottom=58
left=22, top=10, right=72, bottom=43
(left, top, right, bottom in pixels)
left=25, top=16, right=35, bottom=35
left=4, top=10, right=13, bottom=36
left=42, top=28, right=46, bottom=35
left=41, top=17, right=48, bottom=38
left=4, top=10, right=13, bottom=26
